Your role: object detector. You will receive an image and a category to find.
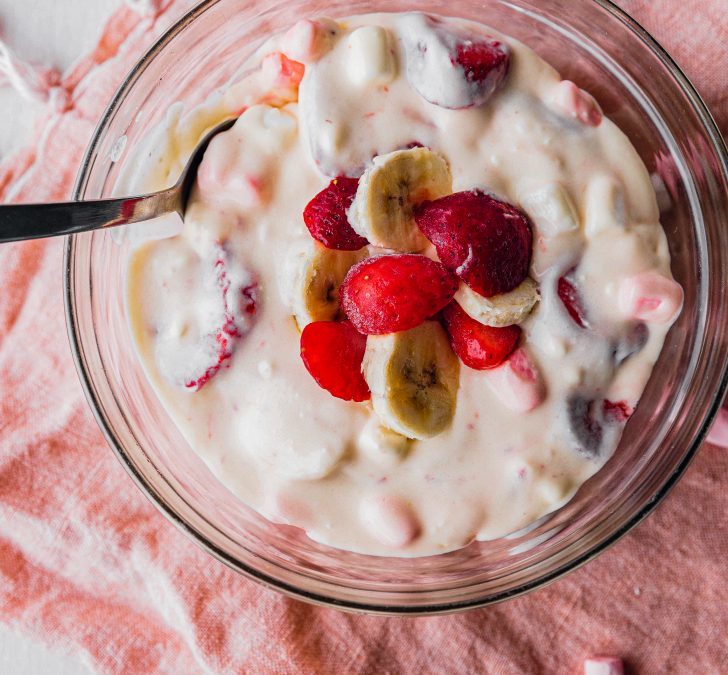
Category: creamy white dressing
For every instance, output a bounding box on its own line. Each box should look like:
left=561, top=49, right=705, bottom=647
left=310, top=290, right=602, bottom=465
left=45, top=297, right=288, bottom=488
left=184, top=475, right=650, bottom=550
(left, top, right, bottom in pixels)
left=123, top=12, right=680, bottom=556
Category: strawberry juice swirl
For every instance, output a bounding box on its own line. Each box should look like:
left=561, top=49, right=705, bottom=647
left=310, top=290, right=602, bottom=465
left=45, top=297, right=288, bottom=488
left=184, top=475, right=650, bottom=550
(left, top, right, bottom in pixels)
left=121, top=12, right=682, bottom=556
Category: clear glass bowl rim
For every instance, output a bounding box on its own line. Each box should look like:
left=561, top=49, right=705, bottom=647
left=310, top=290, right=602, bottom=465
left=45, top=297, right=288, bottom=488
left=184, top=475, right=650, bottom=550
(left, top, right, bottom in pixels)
left=63, top=0, right=728, bottom=614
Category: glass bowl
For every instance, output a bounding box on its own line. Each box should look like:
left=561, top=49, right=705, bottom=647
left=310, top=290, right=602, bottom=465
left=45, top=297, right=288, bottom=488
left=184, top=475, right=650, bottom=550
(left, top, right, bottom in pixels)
left=64, top=0, right=728, bottom=614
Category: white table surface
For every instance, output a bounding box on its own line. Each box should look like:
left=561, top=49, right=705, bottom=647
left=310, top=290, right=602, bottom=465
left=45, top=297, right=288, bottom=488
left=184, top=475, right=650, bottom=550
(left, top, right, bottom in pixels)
left=0, top=3, right=121, bottom=672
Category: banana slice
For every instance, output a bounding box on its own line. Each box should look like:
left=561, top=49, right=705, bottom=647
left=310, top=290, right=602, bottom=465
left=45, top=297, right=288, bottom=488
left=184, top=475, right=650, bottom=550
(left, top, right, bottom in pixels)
left=348, top=148, right=452, bottom=251
left=280, top=240, right=366, bottom=328
left=363, top=321, right=460, bottom=440
left=455, top=278, right=540, bottom=327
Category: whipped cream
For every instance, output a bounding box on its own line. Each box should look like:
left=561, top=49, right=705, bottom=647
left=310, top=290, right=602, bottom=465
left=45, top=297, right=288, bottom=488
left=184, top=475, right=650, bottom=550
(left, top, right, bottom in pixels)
left=122, top=13, right=681, bottom=556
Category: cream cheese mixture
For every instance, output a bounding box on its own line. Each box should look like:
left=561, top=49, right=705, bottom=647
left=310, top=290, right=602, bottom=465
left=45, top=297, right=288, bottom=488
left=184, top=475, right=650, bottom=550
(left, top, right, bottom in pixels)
left=122, top=12, right=682, bottom=556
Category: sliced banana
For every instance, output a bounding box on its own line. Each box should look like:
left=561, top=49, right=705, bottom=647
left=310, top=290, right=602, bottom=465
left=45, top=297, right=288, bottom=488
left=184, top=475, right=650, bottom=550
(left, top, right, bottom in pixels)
left=358, top=417, right=411, bottom=466
left=280, top=240, right=366, bottom=328
left=455, top=278, right=540, bottom=327
left=363, top=321, right=459, bottom=440
left=348, top=147, right=452, bottom=251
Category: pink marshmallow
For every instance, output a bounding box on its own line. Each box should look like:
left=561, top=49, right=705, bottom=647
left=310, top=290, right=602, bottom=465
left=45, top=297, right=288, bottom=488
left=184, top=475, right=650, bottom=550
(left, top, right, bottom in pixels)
left=618, top=271, right=683, bottom=324
left=281, top=19, right=338, bottom=63
left=485, top=348, right=546, bottom=413
left=707, top=407, right=728, bottom=448
left=549, top=80, right=603, bottom=127
left=359, top=494, right=421, bottom=548
left=584, top=657, right=624, bottom=675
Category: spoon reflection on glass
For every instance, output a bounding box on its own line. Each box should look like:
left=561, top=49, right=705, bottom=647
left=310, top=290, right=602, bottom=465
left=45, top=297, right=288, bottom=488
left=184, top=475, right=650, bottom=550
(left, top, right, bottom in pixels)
left=0, top=118, right=236, bottom=244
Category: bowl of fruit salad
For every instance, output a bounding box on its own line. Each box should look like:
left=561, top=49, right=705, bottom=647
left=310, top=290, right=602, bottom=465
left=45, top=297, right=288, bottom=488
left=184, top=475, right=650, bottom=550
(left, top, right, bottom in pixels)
left=65, top=0, right=728, bottom=613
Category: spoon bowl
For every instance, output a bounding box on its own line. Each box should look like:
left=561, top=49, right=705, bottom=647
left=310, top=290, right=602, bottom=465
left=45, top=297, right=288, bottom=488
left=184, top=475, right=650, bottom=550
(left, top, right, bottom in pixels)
left=0, top=118, right=235, bottom=243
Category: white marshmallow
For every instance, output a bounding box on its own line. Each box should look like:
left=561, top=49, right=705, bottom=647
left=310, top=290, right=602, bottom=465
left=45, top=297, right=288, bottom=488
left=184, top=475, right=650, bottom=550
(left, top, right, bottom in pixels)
left=520, top=182, right=579, bottom=238
left=584, top=176, right=627, bottom=238
left=281, top=18, right=340, bottom=63
left=345, top=26, right=397, bottom=87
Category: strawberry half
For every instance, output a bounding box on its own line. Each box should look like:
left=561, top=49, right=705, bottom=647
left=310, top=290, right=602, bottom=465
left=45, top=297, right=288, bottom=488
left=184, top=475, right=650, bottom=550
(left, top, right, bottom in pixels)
left=441, top=301, right=521, bottom=370
left=303, top=177, right=368, bottom=250
left=300, top=321, right=370, bottom=402
left=400, top=13, right=510, bottom=109
left=557, top=272, right=588, bottom=328
left=340, top=254, right=458, bottom=335
left=414, top=189, right=532, bottom=298
left=455, top=40, right=510, bottom=101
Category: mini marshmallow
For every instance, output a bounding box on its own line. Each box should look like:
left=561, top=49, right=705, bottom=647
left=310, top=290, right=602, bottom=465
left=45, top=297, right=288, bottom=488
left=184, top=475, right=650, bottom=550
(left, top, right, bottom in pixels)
left=281, top=18, right=339, bottom=63
left=707, top=407, right=728, bottom=448
left=584, top=657, right=625, bottom=675
left=549, top=80, right=603, bottom=127
left=360, top=494, right=421, bottom=548
left=345, top=26, right=397, bottom=87
left=618, top=271, right=683, bottom=324
left=485, top=348, right=546, bottom=413
left=520, top=182, right=579, bottom=237
left=584, top=176, right=627, bottom=237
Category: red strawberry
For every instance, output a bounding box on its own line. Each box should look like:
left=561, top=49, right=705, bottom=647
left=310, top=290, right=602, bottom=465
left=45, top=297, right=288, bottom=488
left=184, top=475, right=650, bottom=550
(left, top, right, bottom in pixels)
left=401, top=14, right=510, bottom=109
left=557, top=272, right=588, bottom=328
left=340, top=254, right=458, bottom=335
left=455, top=40, right=510, bottom=99
left=441, top=301, right=521, bottom=370
left=603, top=399, right=633, bottom=423
left=414, top=189, right=532, bottom=297
left=300, top=321, right=370, bottom=401
left=183, top=252, right=258, bottom=391
left=303, top=177, right=368, bottom=250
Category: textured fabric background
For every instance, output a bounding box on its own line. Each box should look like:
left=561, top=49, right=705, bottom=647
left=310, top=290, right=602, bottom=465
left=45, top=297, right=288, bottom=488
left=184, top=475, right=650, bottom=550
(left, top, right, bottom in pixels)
left=0, top=1, right=725, bottom=673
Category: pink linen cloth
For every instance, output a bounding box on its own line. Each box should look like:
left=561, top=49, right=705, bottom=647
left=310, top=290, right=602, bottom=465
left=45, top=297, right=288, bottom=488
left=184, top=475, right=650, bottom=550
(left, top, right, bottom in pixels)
left=0, top=1, right=725, bottom=673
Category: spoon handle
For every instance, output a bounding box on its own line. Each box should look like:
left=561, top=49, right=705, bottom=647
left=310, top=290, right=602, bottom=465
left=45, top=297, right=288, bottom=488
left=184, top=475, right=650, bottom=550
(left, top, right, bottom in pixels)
left=0, top=188, right=180, bottom=243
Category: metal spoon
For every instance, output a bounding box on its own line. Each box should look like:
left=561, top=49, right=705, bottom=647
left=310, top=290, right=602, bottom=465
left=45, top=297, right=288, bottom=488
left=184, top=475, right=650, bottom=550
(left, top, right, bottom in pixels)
left=0, top=118, right=236, bottom=244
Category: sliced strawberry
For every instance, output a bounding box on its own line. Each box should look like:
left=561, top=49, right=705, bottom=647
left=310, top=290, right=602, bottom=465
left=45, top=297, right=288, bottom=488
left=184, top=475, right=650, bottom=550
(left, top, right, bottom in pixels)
left=303, top=177, right=368, bottom=250
left=401, top=14, right=510, bottom=109
left=147, top=242, right=259, bottom=392
left=184, top=254, right=258, bottom=391
left=455, top=40, right=510, bottom=98
left=300, top=321, right=370, bottom=402
left=340, top=254, right=458, bottom=335
left=567, top=395, right=603, bottom=456
left=557, top=273, right=588, bottom=328
left=441, top=301, right=520, bottom=370
left=603, top=399, right=633, bottom=424
left=414, top=189, right=532, bottom=297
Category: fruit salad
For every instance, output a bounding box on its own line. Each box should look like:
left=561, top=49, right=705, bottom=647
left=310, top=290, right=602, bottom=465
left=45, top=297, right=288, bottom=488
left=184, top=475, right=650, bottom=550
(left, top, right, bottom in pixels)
left=123, top=12, right=683, bottom=556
